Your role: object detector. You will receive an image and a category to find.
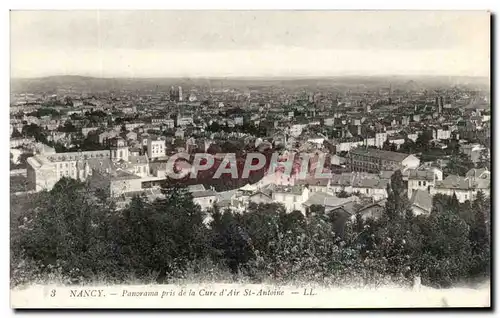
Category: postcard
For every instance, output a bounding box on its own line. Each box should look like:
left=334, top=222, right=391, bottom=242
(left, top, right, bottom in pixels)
left=10, top=10, right=491, bottom=309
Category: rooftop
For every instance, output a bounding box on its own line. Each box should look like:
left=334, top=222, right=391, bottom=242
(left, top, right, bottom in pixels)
left=349, top=148, right=412, bottom=162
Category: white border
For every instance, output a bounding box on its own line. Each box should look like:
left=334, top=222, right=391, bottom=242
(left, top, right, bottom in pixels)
left=3, top=1, right=498, bottom=317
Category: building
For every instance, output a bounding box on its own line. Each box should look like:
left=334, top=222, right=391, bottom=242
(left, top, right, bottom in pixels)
left=271, top=185, right=310, bottom=213
left=110, top=137, right=129, bottom=162
left=178, top=86, right=183, bottom=102
left=187, top=184, right=218, bottom=211
left=334, top=137, right=364, bottom=153
left=406, top=167, right=443, bottom=199
left=147, top=136, right=166, bottom=159
left=330, top=172, right=390, bottom=201
left=356, top=199, right=386, bottom=221
left=460, top=143, right=486, bottom=163
left=347, top=148, right=420, bottom=173
left=27, top=138, right=150, bottom=192
left=430, top=174, right=490, bottom=203
left=26, top=150, right=111, bottom=191
left=177, top=114, right=194, bottom=127
left=409, top=189, right=433, bottom=216
left=432, top=127, right=452, bottom=140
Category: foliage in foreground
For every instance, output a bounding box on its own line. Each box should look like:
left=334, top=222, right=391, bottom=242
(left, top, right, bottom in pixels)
left=10, top=173, right=490, bottom=288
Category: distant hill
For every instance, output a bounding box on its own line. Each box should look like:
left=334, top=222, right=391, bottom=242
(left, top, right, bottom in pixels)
left=10, top=75, right=490, bottom=94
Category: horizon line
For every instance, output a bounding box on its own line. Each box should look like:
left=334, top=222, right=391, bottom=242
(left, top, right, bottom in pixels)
left=11, top=74, right=490, bottom=80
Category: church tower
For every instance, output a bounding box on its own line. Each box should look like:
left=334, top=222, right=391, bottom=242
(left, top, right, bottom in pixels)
left=110, top=137, right=129, bottom=162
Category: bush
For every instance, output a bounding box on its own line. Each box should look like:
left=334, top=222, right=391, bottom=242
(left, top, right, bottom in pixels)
left=10, top=172, right=490, bottom=288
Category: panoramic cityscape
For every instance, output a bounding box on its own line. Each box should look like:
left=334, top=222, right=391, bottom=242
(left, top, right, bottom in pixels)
left=10, top=11, right=491, bottom=308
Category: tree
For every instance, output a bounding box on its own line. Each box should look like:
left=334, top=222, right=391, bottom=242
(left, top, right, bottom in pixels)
left=210, top=208, right=254, bottom=276
left=477, top=148, right=490, bottom=170
left=11, top=128, right=23, bottom=138
left=444, top=153, right=475, bottom=176
left=337, top=190, right=350, bottom=198
left=399, top=138, right=416, bottom=154
left=384, top=170, right=408, bottom=221
left=58, top=121, right=77, bottom=133
left=468, top=191, right=490, bottom=276
left=382, top=139, right=392, bottom=151
left=419, top=202, right=472, bottom=287
left=17, top=178, right=116, bottom=281
left=416, top=130, right=433, bottom=152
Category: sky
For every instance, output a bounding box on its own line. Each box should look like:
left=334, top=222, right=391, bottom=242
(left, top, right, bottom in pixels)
left=10, top=11, right=491, bottom=78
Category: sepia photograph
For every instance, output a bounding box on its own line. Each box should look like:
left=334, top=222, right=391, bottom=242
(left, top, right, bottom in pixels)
left=9, top=10, right=491, bottom=308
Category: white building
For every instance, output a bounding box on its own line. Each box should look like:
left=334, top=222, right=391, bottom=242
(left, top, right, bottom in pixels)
left=406, top=167, right=443, bottom=199
left=430, top=174, right=490, bottom=203
left=147, top=136, right=166, bottom=159
left=432, top=127, right=452, bottom=140
left=271, top=185, right=310, bottom=213
left=187, top=185, right=218, bottom=211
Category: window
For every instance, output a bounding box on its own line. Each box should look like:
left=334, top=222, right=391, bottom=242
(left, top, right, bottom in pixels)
left=423, top=181, right=426, bottom=186
left=418, top=181, right=422, bottom=186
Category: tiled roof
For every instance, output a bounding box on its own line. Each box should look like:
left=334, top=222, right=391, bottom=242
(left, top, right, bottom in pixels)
left=273, top=185, right=305, bottom=195
left=191, top=190, right=218, bottom=198
left=349, top=148, right=411, bottom=162
left=410, top=189, right=433, bottom=213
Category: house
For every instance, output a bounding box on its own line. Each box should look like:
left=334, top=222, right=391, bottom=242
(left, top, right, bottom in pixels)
left=125, top=131, right=138, bottom=141
left=460, top=143, right=486, bottom=163
left=303, top=192, right=358, bottom=214
left=326, top=203, right=358, bottom=238
left=466, top=168, right=490, bottom=180
left=409, top=189, right=433, bottom=216
left=289, top=123, right=307, bottom=137
left=296, top=178, right=331, bottom=194
left=334, top=137, right=364, bottom=152
left=432, top=127, right=452, bottom=140
left=388, top=135, right=406, bottom=150
left=356, top=199, right=387, bottom=221
left=248, top=190, right=274, bottom=205
left=329, top=172, right=390, bottom=201
left=271, top=185, right=310, bottom=213
left=147, top=136, right=166, bottom=159
left=187, top=184, right=218, bottom=210
left=430, top=175, right=490, bottom=203
left=406, top=167, right=443, bottom=199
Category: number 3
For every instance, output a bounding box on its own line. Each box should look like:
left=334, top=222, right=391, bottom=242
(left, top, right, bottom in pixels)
left=50, top=289, right=56, bottom=297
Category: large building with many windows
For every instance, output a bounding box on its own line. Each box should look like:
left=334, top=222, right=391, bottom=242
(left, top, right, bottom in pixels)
left=27, top=137, right=150, bottom=192
left=347, top=148, right=420, bottom=173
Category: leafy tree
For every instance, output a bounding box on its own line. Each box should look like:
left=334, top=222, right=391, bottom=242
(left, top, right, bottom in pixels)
left=11, top=128, right=23, bottom=138
left=210, top=208, right=254, bottom=276
left=468, top=191, right=490, bottom=276
left=399, top=138, right=416, bottom=154
left=416, top=130, right=433, bottom=152
left=337, top=190, right=351, bottom=198
left=384, top=170, right=408, bottom=221
left=444, top=152, right=475, bottom=176
left=477, top=148, right=490, bottom=170
left=382, top=139, right=392, bottom=151
left=17, top=178, right=115, bottom=281
left=419, top=201, right=472, bottom=287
